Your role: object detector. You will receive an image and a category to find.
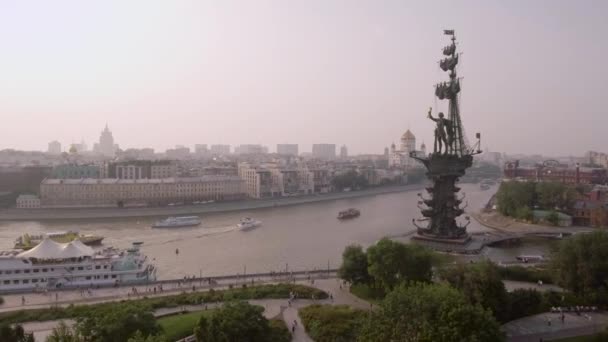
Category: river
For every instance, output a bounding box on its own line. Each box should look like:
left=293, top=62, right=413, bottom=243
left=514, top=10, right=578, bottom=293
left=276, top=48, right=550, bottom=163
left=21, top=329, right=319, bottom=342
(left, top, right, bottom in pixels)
left=0, top=183, right=547, bottom=279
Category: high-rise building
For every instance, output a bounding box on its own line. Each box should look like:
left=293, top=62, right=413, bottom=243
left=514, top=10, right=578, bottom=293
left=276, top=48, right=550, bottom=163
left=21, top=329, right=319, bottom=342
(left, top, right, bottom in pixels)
left=312, top=144, right=336, bottom=160
left=340, top=145, right=348, bottom=159
left=195, top=144, right=208, bottom=155
left=210, top=144, right=231, bottom=155
left=47, top=141, right=61, bottom=154
left=235, top=144, right=267, bottom=155
left=276, top=144, right=299, bottom=156
left=93, top=125, right=118, bottom=157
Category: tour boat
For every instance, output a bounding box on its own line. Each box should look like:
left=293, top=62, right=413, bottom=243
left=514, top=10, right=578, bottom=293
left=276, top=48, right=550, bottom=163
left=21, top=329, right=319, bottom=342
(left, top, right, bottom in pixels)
left=337, top=208, right=360, bottom=220
left=237, top=218, right=262, bottom=231
left=516, top=255, right=544, bottom=263
left=152, top=216, right=202, bottom=228
left=0, top=239, right=156, bottom=293
left=14, top=231, right=104, bottom=250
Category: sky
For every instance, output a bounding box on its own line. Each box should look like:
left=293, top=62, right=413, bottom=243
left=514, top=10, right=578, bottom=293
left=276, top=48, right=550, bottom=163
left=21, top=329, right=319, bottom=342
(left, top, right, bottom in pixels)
left=1, top=0, right=607, bottom=156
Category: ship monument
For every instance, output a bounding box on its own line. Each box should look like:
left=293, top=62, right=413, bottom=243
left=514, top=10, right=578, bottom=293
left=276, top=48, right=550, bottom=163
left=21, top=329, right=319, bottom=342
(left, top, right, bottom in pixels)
left=411, top=30, right=482, bottom=247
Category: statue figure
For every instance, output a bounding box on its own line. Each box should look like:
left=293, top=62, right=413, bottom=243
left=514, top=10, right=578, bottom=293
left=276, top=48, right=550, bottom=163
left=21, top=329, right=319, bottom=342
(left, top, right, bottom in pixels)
left=427, top=107, right=450, bottom=154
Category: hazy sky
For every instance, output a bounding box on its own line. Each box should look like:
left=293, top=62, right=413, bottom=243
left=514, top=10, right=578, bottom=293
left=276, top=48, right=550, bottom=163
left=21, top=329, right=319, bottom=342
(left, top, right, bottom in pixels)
left=1, top=0, right=607, bottom=155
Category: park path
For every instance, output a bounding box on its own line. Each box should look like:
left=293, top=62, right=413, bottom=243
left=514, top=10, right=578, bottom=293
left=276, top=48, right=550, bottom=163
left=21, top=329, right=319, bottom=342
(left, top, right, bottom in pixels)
left=503, top=311, right=608, bottom=341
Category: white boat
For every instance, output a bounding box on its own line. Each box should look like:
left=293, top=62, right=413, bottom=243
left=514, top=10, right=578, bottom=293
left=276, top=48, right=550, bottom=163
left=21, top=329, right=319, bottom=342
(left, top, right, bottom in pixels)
left=0, top=239, right=156, bottom=293
left=152, top=216, right=201, bottom=228
left=237, top=217, right=262, bottom=231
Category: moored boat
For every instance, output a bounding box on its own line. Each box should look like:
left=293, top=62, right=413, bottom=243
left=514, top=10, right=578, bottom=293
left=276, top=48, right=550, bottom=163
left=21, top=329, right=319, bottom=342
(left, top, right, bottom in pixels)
left=237, top=217, right=262, bottom=231
left=152, top=216, right=202, bottom=228
left=338, top=208, right=360, bottom=220
left=14, top=231, right=104, bottom=250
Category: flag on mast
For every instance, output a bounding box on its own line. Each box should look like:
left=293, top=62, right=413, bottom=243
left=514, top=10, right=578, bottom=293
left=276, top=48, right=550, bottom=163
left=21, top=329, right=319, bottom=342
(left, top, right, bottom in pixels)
left=444, top=29, right=454, bottom=35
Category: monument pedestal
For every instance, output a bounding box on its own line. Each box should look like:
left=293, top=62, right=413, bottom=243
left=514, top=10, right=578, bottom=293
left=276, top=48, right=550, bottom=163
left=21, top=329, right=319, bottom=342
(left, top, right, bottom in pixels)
left=411, top=233, right=471, bottom=245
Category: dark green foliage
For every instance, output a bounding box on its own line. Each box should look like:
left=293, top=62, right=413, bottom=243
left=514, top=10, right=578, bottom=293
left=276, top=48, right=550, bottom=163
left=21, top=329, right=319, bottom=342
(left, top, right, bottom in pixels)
left=367, top=238, right=434, bottom=292
left=349, top=283, right=385, bottom=303
left=128, top=331, right=168, bottom=342
left=74, top=303, right=160, bottom=342
left=268, top=319, right=291, bottom=342
left=331, top=170, right=368, bottom=191
left=506, top=289, right=545, bottom=321
left=545, top=210, right=560, bottom=225
left=497, top=265, right=553, bottom=284
left=358, top=283, right=504, bottom=342
left=0, top=324, right=34, bottom=342
left=496, top=181, right=536, bottom=217
left=0, top=284, right=326, bottom=326
left=551, top=231, right=608, bottom=304
left=536, top=182, right=577, bottom=211
left=496, top=181, right=576, bottom=220
left=193, top=302, right=275, bottom=342
left=299, top=304, right=365, bottom=342
left=440, top=261, right=509, bottom=322
left=338, top=244, right=370, bottom=284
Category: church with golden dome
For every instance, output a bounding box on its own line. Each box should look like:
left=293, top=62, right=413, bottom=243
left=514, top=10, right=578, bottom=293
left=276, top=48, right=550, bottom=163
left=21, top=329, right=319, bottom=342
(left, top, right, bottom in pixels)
left=388, top=129, right=426, bottom=169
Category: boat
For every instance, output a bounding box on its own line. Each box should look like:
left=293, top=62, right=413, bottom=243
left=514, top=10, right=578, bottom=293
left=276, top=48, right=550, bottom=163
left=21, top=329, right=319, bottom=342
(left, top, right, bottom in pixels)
left=516, top=255, right=545, bottom=263
left=237, top=217, right=262, bottom=231
left=152, top=216, right=202, bottom=228
left=0, top=239, right=156, bottom=293
left=338, top=208, right=360, bottom=220
left=480, top=183, right=490, bottom=191
left=14, top=231, right=104, bottom=250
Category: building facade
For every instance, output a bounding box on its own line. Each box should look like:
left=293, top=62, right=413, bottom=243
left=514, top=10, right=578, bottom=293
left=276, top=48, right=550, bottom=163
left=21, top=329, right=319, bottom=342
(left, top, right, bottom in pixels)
left=16, top=194, right=41, bottom=208
left=340, top=145, right=348, bottom=159
left=40, top=176, right=244, bottom=207
left=47, top=141, right=61, bottom=155
left=235, top=144, right=268, bottom=155
left=276, top=144, right=299, bottom=156
left=107, top=160, right=177, bottom=179
left=93, top=125, right=118, bottom=157
left=388, top=129, right=422, bottom=169
left=503, top=160, right=608, bottom=185
left=210, top=145, right=231, bottom=155
left=312, top=144, right=336, bottom=160
left=51, top=164, right=100, bottom=179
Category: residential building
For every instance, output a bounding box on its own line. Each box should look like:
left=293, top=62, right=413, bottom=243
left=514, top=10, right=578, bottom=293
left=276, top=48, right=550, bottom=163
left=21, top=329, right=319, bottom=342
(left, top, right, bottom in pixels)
left=235, top=144, right=267, bottom=155
left=119, top=148, right=155, bottom=160
left=210, top=145, right=231, bottom=155
left=195, top=144, right=208, bottom=155
left=340, top=145, right=348, bottom=159
left=47, top=141, right=61, bottom=155
left=503, top=160, right=608, bottom=184
left=40, top=176, right=244, bottom=207
left=238, top=163, right=282, bottom=198
left=107, top=160, right=177, bottom=179
left=277, top=144, right=299, bottom=156
left=166, top=147, right=190, bottom=159
left=312, top=144, right=336, bottom=160
left=51, top=164, right=100, bottom=179
left=16, top=194, right=40, bottom=208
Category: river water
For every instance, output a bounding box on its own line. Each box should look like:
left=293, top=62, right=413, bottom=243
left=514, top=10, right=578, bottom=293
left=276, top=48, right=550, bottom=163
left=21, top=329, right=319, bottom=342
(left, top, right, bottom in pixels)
left=0, top=184, right=549, bottom=279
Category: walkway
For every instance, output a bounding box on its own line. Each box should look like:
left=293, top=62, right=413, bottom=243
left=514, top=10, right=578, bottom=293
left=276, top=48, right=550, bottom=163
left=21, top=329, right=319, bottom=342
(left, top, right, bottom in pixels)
left=504, top=311, right=608, bottom=341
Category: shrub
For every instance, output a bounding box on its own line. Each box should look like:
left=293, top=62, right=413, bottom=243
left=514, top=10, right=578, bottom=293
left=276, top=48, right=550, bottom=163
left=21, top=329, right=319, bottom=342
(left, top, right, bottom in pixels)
left=299, top=304, right=365, bottom=342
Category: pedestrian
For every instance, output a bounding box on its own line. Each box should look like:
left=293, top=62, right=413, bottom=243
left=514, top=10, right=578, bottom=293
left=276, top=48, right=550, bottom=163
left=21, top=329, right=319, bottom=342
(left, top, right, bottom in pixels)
left=292, top=325, right=295, bottom=333
left=294, top=320, right=297, bottom=326
left=547, top=317, right=551, bottom=326
left=21, top=296, right=25, bottom=305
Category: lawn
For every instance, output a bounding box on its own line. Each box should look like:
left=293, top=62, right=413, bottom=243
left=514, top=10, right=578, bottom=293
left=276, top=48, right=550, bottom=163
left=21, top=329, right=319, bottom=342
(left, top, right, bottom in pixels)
left=157, top=310, right=212, bottom=341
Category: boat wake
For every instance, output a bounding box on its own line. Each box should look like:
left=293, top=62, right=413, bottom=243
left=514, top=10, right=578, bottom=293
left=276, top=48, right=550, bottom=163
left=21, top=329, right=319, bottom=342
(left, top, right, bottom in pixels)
left=155, top=225, right=239, bottom=245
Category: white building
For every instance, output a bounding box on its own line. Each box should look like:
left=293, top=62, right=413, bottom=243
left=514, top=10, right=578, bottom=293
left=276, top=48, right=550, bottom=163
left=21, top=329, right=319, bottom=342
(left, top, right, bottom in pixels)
left=389, top=130, right=424, bottom=169
left=93, top=125, right=118, bottom=157
left=210, top=144, right=231, bottom=155
left=238, top=163, right=314, bottom=198
left=16, top=194, right=41, bottom=208
left=312, top=144, right=336, bottom=160
left=47, top=141, right=61, bottom=155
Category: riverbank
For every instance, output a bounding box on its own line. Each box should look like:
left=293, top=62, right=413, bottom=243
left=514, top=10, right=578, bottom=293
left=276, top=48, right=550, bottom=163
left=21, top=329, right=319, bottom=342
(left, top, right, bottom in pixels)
left=0, top=184, right=425, bottom=221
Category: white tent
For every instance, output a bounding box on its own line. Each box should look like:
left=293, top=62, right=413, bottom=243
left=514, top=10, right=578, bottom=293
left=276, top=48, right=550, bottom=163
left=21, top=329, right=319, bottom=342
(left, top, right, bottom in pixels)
left=18, top=238, right=94, bottom=259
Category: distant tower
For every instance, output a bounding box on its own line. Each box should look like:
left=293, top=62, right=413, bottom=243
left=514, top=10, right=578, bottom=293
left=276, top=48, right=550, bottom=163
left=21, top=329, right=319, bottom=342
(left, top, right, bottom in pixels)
left=48, top=141, right=61, bottom=154
left=384, top=147, right=389, bottom=157
left=420, top=142, right=427, bottom=157
left=401, top=130, right=416, bottom=155
left=97, top=124, right=116, bottom=157
left=340, top=145, right=348, bottom=158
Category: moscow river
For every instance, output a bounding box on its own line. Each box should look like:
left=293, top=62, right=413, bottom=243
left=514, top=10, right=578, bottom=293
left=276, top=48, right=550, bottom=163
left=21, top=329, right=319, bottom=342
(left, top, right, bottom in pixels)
left=0, top=184, right=549, bottom=279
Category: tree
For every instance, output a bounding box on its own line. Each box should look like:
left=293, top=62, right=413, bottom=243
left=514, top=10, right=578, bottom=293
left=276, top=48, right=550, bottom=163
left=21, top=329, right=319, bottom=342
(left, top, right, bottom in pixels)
left=74, top=303, right=160, bottom=342
left=496, top=182, right=535, bottom=217
left=358, top=283, right=504, bottom=342
left=506, top=289, right=544, bottom=321
left=331, top=170, right=368, bottom=191
left=551, top=231, right=608, bottom=304
left=127, top=331, right=167, bottom=342
left=47, top=321, right=83, bottom=342
left=0, top=324, right=34, bottom=342
left=338, top=245, right=370, bottom=284
left=194, top=301, right=272, bottom=342
left=545, top=210, right=559, bottom=226
left=439, top=261, right=510, bottom=322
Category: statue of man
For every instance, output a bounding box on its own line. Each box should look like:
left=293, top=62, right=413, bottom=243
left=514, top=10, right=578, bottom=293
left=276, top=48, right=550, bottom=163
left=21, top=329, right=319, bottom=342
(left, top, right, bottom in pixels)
left=427, top=107, right=450, bottom=154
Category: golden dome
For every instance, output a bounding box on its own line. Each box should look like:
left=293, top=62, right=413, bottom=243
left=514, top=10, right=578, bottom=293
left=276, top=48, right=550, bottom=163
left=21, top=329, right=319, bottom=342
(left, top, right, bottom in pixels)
left=401, top=130, right=415, bottom=140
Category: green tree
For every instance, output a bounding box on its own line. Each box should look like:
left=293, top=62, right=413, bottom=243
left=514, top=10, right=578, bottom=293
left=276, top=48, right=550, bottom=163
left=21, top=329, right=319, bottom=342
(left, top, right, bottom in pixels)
left=331, top=170, right=368, bottom=191
left=545, top=210, right=559, bottom=226
left=439, top=261, right=509, bottom=322
left=551, top=231, right=608, bottom=304
left=358, top=283, right=504, bottom=342
left=74, top=303, right=160, bottom=342
left=496, top=182, right=535, bottom=217
left=47, top=321, right=82, bottom=342
left=127, top=331, right=167, bottom=342
left=338, top=245, right=370, bottom=284
left=367, top=239, right=433, bottom=292
left=0, top=324, right=34, bottom=342
left=299, top=304, right=365, bottom=342
left=194, top=301, right=272, bottom=342
left=506, top=289, right=544, bottom=321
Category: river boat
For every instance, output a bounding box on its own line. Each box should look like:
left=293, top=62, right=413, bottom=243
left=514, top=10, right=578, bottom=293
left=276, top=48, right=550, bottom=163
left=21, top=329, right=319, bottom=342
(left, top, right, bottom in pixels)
left=14, top=231, right=104, bottom=250
left=0, top=239, right=156, bottom=293
left=152, top=216, right=202, bottom=228
left=480, top=183, right=490, bottom=191
left=338, top=208, right=360, bottom=220
left=237, top=217, right=262, bottom=231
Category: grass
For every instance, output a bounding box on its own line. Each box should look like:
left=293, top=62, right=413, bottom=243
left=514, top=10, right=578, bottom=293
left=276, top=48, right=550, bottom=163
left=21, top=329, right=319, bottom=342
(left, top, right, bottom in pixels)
left=157, top=310, right=212, bottom=341
left=349, top=283, right=384, bottom=304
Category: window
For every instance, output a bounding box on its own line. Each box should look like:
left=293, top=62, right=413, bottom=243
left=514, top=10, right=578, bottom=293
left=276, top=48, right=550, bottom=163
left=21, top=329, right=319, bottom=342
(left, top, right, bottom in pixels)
left=5, top=270, right=11, bottom=274
left=13, top=280, right=19, bottom=284
left=33, top=269, right=39, bottom=273
left=23, top=279, right=29, bottom=284
left=15, top=270, right=21, bottom=274
left=24, top=270, right=30, bottom=273
left=111, top=275, right=117, bottom=279
left=42, top=268, right=48, bottom=272
left=3, top=280, right=9, bottom=285
left=85, top=276, right=91, bottom=280
left=95, top=266, right=101, bottom=269
left=77, top=267, right=83, bottom=271
left=32, top=279, right=38, bottom=283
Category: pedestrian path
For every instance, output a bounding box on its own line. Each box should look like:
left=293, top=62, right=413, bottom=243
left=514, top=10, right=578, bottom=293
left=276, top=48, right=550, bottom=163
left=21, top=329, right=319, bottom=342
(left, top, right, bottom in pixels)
left=503, top=311, right=608, bottom=341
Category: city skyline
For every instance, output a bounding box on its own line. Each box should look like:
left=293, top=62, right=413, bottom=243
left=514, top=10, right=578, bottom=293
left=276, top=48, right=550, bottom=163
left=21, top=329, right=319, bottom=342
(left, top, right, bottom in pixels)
left=2, top=1, right=607, bottom=156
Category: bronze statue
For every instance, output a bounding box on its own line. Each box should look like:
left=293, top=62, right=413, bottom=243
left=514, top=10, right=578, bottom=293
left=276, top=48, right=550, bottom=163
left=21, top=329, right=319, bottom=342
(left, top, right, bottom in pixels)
left=427, top=107, right=450, bottom=154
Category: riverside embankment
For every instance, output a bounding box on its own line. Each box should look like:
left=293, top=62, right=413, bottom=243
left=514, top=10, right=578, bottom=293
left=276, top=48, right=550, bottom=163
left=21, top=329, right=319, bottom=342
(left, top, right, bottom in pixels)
left=0, top=184, right=425, bottom=221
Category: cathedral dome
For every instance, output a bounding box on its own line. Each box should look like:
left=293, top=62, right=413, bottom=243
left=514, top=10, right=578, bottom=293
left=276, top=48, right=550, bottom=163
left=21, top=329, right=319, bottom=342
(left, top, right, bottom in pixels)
left=401, top=130, right=415, bottom=141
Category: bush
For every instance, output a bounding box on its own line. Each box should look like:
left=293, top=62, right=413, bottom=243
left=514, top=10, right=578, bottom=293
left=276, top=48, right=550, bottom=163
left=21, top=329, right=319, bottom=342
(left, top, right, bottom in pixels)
left=268, top=319, right=291, bottom=342
left=506, top=289, right=545, bottom=321
left=299, top=304, right=365, bottom=342
left=497, top=266, right=553, bottom=284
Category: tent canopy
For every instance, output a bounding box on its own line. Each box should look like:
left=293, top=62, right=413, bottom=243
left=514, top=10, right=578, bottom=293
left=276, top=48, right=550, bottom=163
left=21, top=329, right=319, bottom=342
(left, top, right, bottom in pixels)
left=18, top=238, right=94, bottom=259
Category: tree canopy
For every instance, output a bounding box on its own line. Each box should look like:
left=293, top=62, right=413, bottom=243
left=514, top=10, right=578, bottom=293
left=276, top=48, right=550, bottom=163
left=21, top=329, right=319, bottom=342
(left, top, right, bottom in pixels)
left=358, top=283, right=504, bottom=342
left=194, top=301, right=274, bottom=342
left=338, top=244, right=370, bottom=285
left=0, top=324, right=34, bottom=342
left=74, top=303, right=160, bottom=342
